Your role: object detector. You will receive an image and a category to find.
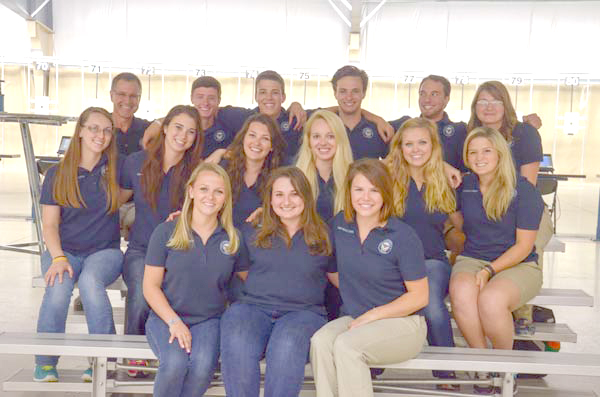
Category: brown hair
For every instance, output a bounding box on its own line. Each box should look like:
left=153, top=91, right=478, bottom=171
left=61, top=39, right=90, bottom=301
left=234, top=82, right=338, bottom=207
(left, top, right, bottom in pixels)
left=256, top=70, right=286, bottom=96
left=191, top=76, right=221, bottom=99
left=52, top=107, right=119, bottom=213
left=254, top=166, right=331, bottom=256
left=225, top=113, right=286, bottom=201
left=331, top=65, right=369, bottom=92
left=141, top=105, right=203, bottom=211
left=343, top=158, right=394, bottom=223
left=468, top=81, right=518, bottom=141
left=420, top=75, right=451, bottom=97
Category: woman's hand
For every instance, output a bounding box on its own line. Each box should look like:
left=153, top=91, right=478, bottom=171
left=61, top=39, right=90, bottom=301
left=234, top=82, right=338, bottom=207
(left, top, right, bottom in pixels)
left=44, top=257, right=74, bottom=287
left=205, top=149, right=227, bottom=164
left=443, top=162, right=462, bottom=189
left=349, top=308, right=380, bottom=330
left=245, top=208, right=263, bottom=223
left=166, top=210, right=182, bottom=222
left=169, top=319, right=191, bottom=353
left=475, top=269, right=491, bottom=290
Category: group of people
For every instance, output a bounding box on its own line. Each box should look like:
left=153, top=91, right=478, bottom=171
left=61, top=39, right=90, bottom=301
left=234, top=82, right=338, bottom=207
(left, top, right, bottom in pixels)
left=33, top=66, right=550, bottom=397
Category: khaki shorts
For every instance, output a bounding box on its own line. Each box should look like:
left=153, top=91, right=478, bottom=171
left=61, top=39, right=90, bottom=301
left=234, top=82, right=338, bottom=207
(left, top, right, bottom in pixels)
left=452, top=255, right=542, bottom=307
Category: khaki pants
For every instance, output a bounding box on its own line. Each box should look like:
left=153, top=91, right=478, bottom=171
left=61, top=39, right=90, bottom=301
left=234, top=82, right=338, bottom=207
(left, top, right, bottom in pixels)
left=310, top=315, right=427, bottom=397
left=534, top=206, right=553, bottom=268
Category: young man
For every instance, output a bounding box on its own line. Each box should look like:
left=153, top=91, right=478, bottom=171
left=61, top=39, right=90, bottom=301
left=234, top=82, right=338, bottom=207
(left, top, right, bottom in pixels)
left=110, top=73, right=150, bottom=156
left=143, top=76, right=237, bottom=157
left=329, top=65, right=393, bottom=160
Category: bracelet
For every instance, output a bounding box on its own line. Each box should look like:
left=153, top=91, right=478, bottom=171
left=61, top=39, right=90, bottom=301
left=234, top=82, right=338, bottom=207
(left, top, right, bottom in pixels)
left=52, top=255, right=67, bottom=263
left=483, top=264, right=496, bottom=278
left=167, top=317, right=181, bottom=327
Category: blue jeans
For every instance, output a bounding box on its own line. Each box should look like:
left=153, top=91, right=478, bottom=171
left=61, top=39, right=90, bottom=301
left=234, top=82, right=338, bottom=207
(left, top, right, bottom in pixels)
left=36, top=248, right=123, bottom=366
left=421, top=258, right=454, bottom=378
left=146, top=312, right=219, bottom=397
left=123, top=247, right=150, bottom=335
left=220, top=303, right=326, bottom=397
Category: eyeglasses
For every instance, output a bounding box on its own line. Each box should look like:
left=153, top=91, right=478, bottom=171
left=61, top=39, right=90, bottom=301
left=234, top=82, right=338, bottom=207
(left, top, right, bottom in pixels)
left=112, top=91, right=141, bottom=101
left=476, top=99, right=504, bottom=107
left=83, top=125, right=113, bottom=135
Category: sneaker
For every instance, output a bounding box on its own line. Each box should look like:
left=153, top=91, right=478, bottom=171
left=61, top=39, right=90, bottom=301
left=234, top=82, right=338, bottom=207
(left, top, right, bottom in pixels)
left=33, top=365, right=58, bottom=382
left=81, top=367, right=93, bottom=382
left=127, top=359, right=149, bottom=378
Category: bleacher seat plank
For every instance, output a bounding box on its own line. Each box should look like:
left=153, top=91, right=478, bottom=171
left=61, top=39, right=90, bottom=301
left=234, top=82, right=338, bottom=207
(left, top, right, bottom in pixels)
left=528, top=288, right=593, bottom=306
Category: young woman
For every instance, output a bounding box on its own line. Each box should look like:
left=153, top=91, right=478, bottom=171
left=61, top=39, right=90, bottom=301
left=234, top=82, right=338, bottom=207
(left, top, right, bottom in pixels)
left=385, top=117, right=460, bottom=389
left=120, top=105, right=203, bottom=374
left=295, top=109, right=353, bottom=222
left=295, top=109, right=353, bottom=320
left=220, top=113, right=286, bottom=226
left=220, top=166, right=336, bottom=397
left=35, top=107, right=122, bottom=382
left=310, top=159, right=429, bottom=397
left=468, top=81, right=552, bottom=266
left=143, top=163, right=247, bottom=397
left=449, top=127, right=543, bottom=392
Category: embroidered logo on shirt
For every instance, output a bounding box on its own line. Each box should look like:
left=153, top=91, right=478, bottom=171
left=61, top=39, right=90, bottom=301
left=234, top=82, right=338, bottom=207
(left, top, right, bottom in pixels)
left=337, top=226, right=355, bottom=234
left=220, top=240, right=231, bottom=255
left=214, top=130, right=226, bottom=142
left=100, top=164, right=107, bottom=176
left=362, top=127, right=374, bottom=139
left=280, top=121, right=290, bottom=131
left=443, top=125, right=455, bottom=137
left=378, top=239, right=393, bottom=254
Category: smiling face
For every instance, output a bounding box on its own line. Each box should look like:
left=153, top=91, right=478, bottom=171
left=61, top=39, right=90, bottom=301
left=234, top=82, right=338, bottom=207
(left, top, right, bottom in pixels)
left=401, top=127, right=432, bottom=170
left=334, top=76, right=365, bottom=116
left=256, top=79, right=285, bottom=118
left=309, top=118, right=337, bottom=163
left=163, top=113, right=198, bottom=155
left=475, top=90, right=505, bottom=129
left=243, top=121, right=272, bottom=162
left=271, top=176, right=305, bottom=223
left=80, top=112, right=113, bottom=155
left=350, top=172, right=384, bottom=220
left=418, top=79, right=449, bottom=121
left=467, top=136, right=499, bottom=178
left=110, top=79, right=141, bottom=120
left=191, top=86, right=220, bottom=121
left=189, top=170, right=226, bottom=218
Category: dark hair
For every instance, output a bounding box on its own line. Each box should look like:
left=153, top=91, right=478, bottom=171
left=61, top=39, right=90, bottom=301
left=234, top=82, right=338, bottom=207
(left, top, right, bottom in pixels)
left=255, top=166, right=331, bottom=255
left=191, top=76, right=221, bottom=98
left=111, top=72, right=142, bottom=93
left=225, top=113, right=286, bottom=202
left=331, top=65, right=369, bottom=92
left=343, top=158, right=394, bottom=223
left=256, top=70, right=285, bottom=96
left=420, top=75, right=451, bottom=97
left=141, top=105, right=203, bottom=211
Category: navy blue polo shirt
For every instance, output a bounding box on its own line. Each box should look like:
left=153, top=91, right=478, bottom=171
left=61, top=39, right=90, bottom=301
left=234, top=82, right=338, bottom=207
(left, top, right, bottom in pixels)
left=40, top=156, right=120, bottom=256
left=510, top=122, right=543, bottom=170
left=120, top=151, right=180, bottom=251
left=390, top=113, right=468, bottom=172
left=202, top=111, right=237, bottom=158
left=115, top=116, right=150, bottom=157
left=399, top=179, right=450, bottom=263
left=146, top=221, right=248, bottom=326
left=344, top=116, right=389, bottom=160
left=316, top=175, right=335, bottom=222
left=219, top=106, right=298, bottom=163
left=238, top=223, right=336, bottom=316
left=330, top=213, right=426, bottom=318
left=220, top=160, right=262, bottom=227
left=458, top=173, right=543, bottom=263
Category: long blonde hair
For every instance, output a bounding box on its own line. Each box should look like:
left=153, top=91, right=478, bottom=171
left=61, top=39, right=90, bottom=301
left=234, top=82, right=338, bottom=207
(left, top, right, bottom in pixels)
left=295, top=110, right=353, bottom=215
left=385, top=117, right=456, bottom=216
left=464, top=127, right=517, bottom=221
left=53, top=107, right=119, bottom=213
left=167, top=162, right=239, bottom=253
